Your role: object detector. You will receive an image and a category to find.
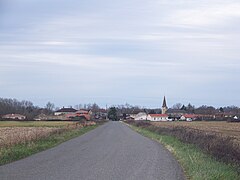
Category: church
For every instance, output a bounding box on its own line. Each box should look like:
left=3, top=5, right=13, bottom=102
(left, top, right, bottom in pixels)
left=133, top=96, right=170, bottom=121
left=146, top=96, right=169, bottom=121
left=162, top=96, right=168, bottom=114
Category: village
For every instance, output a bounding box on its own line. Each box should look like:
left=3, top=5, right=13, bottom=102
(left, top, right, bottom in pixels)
left=1, top=96, right=239, bottom=122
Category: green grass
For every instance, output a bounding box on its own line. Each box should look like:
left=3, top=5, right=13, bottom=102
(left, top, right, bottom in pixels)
left=129, top=125, right=240, bottom=180
left=0, top=125, right=98, bottom=166
left=0, top=121, right=76, bottom=127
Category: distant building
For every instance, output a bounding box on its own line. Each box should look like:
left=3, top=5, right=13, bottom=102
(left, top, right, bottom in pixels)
left=233, top=116, right=238, bottom=120
left=75, top=109, right=91, bottom=120
left=94, top=109, right=107, bottom=120
left=147, top=114, right=169, bottom=121
left=167, top=109, right=186, bottom=120
left=2, top=114, right=26, bottom=120
left=162, top=96, right=168, bottom=114
left=180, top=114, right=196, bottom=121
left=134, top=112, right=148, bottom=120
left=34, top=113, right=48, bottom=121
left=76, top=109, right=92, bottom=115
left=54, top=107, right=77, bottom=116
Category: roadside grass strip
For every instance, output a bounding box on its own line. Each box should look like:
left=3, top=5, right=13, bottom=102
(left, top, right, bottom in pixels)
left=128, top=124, right=240, bottom=180
left=0, top=125, right=98, bottom=166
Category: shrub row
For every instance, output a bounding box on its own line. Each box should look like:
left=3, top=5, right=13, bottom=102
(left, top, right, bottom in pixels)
left=126, top=120, right=240, bottom=166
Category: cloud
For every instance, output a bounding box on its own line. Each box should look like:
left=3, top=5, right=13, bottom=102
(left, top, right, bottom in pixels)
left=0, top=0, right=240, bottom=107
left=165, top=2, right=240, bottom=27
left=40, top=41, right=67, bottom=45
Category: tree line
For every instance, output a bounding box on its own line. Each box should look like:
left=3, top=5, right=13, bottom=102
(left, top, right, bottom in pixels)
left=0, top=98, right=53, bottom=120
left=171, top=103, right=240, bottom=115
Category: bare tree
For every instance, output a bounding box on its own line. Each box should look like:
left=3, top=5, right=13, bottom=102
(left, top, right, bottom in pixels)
left=172, top=103, right=182, bottom=109
left=45, top=102, right=55, bottom=112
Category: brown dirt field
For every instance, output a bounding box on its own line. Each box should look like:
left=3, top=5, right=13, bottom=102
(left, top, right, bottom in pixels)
left=0, top=127, right=61, bottom=148
left=151, top=121, right=240, bottom=142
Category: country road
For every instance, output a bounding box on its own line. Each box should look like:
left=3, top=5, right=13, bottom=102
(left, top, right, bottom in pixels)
left=0, top=121, right=185, bottom=180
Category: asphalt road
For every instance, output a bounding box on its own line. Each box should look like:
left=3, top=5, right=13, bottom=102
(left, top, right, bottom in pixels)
left=0, top=121, right=185, bottom=180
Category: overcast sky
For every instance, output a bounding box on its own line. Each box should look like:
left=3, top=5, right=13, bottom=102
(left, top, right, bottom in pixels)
left=1, top=0, right=240, bottom=108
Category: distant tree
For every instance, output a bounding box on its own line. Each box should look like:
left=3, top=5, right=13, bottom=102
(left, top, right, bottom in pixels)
left=195, top=105, right=216, bottom=115
left=219, top=107, right=224, bottom=113
left=108, top=107, right=118, bottom=121
left=187, top=103, right=195, bottom=113
left=45, top=102, right=55, bottom=112
left=92, top=103, right=100, bottom=113
left=172, top=103, right=182, bottom=109
left=149, top=110, right=156, bottom=114
left=44, top=102, right=55, bottom=115
left=181, top=105, right=187, bottom=111
left=0, top=98, right=40, bottom=120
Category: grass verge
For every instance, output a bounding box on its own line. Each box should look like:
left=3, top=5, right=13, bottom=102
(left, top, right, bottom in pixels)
left=0, top=125, right=98, bottom=166
left=128, top=124, right=240, bottom=180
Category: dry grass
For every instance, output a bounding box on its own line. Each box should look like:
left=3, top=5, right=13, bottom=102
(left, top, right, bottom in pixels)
left=0, top=121, right=96, bottom=149
left=0, top=121, right=76, bottom=127
left=126, top=120, right=240, bottom=165
left=0, top=127, right=61, bottom=148
left=0, top=121, right=99, bottom=166
left=151, top=121, right=240, bottom=143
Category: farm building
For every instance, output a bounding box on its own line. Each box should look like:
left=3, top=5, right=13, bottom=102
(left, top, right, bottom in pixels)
left=147, top=114, right=169, bottom=121
left=134, top=112, right=148, bottom=120
left=54, top=107, right=77, bottom=116
left=180, top=114, right=196, bottom=121
left=2, top=114, right=26, bottom=120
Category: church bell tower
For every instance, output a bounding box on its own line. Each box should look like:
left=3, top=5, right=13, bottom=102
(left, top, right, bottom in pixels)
left=162, top=96, right=168, bottom=114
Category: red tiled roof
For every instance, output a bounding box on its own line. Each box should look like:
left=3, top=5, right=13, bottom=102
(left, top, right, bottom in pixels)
left=149, top=114, right=168, bottom=117
left=76, top=110, right=89, bottom=114
left=65, top=113, right=90, bottom=120
left=78, top=114, right=90, bottom=120
left=182, top=114, right=196, bottom=118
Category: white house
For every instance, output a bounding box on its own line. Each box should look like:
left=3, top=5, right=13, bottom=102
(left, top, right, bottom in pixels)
left=2, top=114, right=26, bottom=120
left=180, top=114, right=196, bottom=121
left=147, top=114, right=169, bottom=121
left=233, top=116, right=238, bottom=119
left=134, top=112, right=148, bottom=120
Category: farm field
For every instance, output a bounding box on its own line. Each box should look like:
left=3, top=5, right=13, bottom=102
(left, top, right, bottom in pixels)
left=0, top=121, right=94, bottom=148
left=0, top=120, right=98, bottom=165
left=0, top=127, right=61, bottom=148
left=151, top=121, right=240, bottom=142
left=0, top=121, right=76, bottom=127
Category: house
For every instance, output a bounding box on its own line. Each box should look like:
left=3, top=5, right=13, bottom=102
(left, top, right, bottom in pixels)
left=34, top=113, right=48, bottom=121
left=147, top=114, right=169, bottom=121
left=134, top=112, right=148, bottom=120
left=75, top=109, right=91, bottom=120
left=233, top=115, right=238, bottom=120
left=2, top=114, right=26, bottom=120
left=94, top=109, right=107, bottom=120
left=180, top=114, right=196, bottom=121
left=54, top=107, right=77, bottom=116
left=76, top=110, right=90, bottom=115
left=227, top=115, right=240, bottom=122
left=167, top=109, right=186, bottom=120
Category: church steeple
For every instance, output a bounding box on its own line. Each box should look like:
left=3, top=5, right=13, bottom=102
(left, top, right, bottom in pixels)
left=162, top=96, right=167, bottom=108
left=162, top=96, right=168, bottom=114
